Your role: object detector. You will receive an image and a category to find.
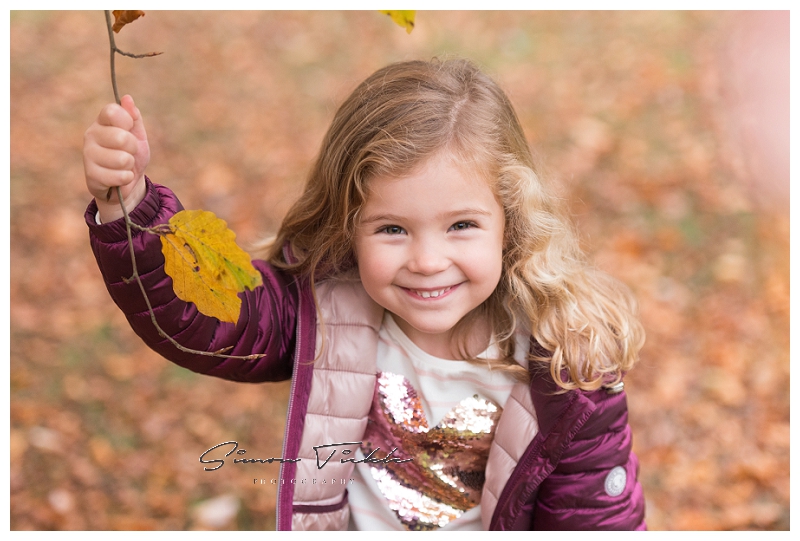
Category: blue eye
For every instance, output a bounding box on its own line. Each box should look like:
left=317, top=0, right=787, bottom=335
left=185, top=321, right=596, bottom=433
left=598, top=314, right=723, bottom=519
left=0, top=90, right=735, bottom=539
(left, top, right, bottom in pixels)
left=379, top=225, right=405, bottom=235
left=449, top=221, right=475, bottom=231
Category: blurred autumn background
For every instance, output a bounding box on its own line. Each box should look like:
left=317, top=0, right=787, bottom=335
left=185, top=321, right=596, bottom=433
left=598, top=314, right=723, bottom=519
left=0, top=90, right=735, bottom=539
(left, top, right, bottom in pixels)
left=10, top=11, right=789, bottom=530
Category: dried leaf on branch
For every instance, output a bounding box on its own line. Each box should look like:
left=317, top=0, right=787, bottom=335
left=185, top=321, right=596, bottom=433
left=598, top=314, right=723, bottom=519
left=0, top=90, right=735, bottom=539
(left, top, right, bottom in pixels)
left=112, top=10, right=145, bottom=33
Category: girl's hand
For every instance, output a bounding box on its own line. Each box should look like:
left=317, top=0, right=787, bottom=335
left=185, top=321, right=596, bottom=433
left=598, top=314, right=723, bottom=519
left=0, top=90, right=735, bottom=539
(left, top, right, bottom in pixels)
left=83, top=94, right=150, bottom=223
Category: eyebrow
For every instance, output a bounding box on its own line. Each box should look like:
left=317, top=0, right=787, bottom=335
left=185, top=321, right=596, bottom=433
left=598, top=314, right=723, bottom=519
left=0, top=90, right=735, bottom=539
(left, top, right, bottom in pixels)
left=360, top=208, right=493, bottom=225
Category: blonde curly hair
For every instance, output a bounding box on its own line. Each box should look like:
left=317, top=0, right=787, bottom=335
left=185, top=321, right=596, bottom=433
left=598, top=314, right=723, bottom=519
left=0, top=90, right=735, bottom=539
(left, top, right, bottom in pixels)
left=258, top=58, right=645, bottom=391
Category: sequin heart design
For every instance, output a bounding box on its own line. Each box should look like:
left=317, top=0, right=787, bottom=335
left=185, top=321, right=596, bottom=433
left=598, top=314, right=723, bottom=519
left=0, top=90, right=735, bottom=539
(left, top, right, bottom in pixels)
left=361, top=371, right=503, bottom=530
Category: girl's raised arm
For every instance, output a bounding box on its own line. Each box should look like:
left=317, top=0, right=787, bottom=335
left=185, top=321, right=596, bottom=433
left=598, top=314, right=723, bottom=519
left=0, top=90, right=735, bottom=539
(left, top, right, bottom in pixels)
left=83, top=101, right=299, bottom=383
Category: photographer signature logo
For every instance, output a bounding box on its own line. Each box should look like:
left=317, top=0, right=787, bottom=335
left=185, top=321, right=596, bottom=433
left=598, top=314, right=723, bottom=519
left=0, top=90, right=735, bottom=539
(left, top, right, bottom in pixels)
left=199, top=441, right=411, bottom=472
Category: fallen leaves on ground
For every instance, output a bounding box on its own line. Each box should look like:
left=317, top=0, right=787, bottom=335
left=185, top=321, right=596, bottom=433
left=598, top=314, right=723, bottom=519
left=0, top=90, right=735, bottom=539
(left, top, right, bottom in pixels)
left=10, top=11, right=788, bottom=531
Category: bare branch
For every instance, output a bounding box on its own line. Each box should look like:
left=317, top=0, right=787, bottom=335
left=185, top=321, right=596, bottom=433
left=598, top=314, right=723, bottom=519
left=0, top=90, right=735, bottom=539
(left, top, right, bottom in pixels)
left=103, top=10, right=121, bottom=106
left=103, top=10, right=264, bottom=362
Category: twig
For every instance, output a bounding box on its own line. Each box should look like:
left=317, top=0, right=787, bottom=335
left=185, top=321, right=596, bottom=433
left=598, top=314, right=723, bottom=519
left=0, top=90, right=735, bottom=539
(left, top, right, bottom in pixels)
left=104, top=10, right=162, bottom=203
left=116, top=49, right=163, bottom=59
left=104, top=10, right=121, bottom=105
left=103, top=10, right=162, bottom=107
left=104, top=10, right=264, bottom=362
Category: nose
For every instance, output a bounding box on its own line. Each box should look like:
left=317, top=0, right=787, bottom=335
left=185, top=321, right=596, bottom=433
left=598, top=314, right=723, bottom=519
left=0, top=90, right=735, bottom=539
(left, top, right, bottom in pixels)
left=407, top=236, right=450, bottom=275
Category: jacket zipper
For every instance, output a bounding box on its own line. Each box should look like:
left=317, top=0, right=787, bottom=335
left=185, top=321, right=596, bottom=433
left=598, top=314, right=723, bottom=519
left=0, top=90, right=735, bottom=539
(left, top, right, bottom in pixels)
left=276, top=285, right=304, bottom=531
left=490, top=391, right=591, bottom=530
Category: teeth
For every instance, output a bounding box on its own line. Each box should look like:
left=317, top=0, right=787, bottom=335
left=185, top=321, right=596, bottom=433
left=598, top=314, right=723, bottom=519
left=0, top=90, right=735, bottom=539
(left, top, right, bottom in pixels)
left=413, top=287, right=451, bottom=298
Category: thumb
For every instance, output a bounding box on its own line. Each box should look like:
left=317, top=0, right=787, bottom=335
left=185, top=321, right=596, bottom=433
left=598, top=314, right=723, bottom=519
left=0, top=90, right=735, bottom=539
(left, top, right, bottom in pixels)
left=120, top=94, right=147, bottom=143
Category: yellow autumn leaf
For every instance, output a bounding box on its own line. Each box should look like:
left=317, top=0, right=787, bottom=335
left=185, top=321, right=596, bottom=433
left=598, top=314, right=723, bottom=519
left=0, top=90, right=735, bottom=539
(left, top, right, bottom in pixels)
left=379, top=10, right=415, bottom=33
left=160, top=210, right=262, bottom=324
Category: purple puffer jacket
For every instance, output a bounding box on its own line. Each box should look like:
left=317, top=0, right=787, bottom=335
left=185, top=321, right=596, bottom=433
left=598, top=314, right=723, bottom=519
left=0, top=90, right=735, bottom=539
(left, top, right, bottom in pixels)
left=86, top=180, right=646, bottom=530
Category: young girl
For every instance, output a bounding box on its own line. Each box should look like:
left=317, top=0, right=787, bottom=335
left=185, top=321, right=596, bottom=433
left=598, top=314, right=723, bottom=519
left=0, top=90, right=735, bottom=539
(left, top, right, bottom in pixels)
left=83, top=58, right=646, bottom=531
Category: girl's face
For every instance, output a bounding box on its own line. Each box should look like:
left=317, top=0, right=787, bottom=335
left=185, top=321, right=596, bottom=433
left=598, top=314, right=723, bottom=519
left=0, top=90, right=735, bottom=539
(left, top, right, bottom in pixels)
left=354, top=152, right=505, bottom=359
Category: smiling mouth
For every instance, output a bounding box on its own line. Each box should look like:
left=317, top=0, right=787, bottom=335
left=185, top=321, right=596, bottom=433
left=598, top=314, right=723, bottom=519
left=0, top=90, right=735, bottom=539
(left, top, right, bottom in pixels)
left=403, top=285, right=457, bottom=299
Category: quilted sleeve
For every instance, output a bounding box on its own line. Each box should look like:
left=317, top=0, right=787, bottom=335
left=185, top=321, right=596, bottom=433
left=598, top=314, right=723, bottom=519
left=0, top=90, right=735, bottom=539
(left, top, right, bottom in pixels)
left=85, top=178, right=298, bottom=383
left=532, top=387, right=647, bottom=530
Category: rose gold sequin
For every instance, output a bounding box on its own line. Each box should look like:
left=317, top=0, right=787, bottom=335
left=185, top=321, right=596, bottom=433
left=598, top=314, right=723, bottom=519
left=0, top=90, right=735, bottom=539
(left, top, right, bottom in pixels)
left=361, top=371, right=503, bottom=530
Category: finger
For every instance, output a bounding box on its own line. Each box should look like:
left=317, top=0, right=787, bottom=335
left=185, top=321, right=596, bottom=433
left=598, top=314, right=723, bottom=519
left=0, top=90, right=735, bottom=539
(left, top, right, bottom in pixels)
left=90, top=126, right=139, bottom=155
left=97, top=102, right=134, bottom=131
left=89, top=146, right=136, bottom=172
left=121, top=94, right=148, bottom=143
left=85, top=162, right=135, bottom=196
left=120, top=94, right=136, bottom=116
